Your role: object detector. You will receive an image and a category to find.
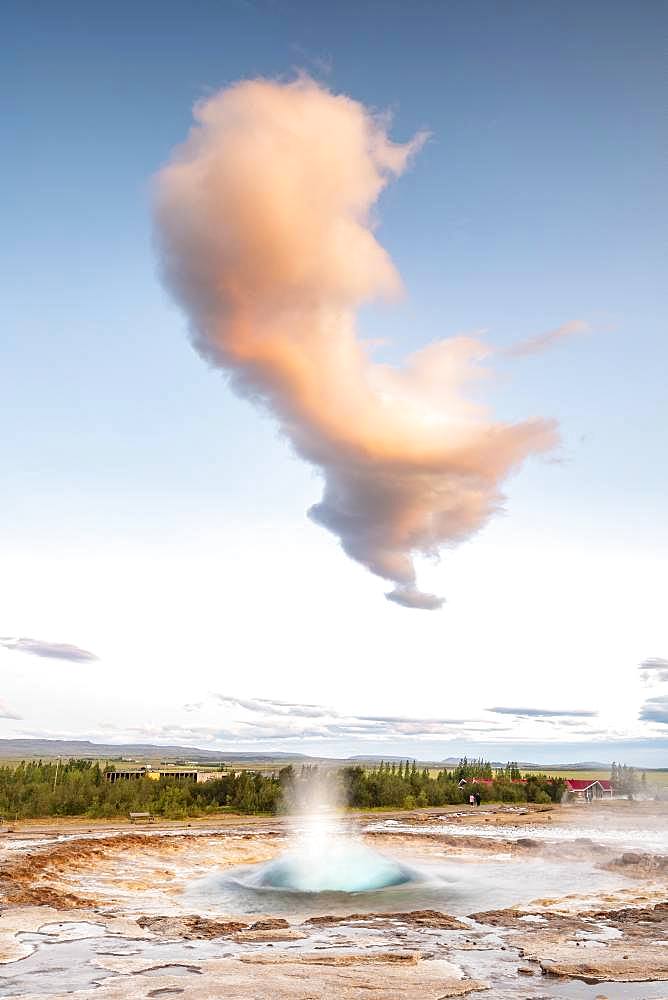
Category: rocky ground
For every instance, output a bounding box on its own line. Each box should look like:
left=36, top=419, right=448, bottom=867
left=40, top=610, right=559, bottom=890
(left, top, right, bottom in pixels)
left=0, top=802, right=666, bottom=999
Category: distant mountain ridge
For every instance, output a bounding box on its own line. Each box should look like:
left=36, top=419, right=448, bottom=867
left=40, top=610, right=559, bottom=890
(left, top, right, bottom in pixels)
left=0, top=739, right=305, bottom=762
left=0, top=738, right=613, bottom=770
left=438, top=756, right=612, bottom=770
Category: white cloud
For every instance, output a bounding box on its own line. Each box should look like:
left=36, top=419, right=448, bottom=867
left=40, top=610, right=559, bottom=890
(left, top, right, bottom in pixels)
left=639, top=657, right=668, bottom=684
left=0, top=698, right=22, bottom=720
left=214, top=695, right=327, bottom=719
left=639, top=695, right=668, bottom=726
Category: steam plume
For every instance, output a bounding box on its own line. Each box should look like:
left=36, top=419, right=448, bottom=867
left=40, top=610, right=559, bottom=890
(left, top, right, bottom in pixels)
left=154, top=77, right=556, bottom=608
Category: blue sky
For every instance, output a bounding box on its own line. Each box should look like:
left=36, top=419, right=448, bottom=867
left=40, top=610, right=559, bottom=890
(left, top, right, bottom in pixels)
left=2, top=1, right=666, bottom=764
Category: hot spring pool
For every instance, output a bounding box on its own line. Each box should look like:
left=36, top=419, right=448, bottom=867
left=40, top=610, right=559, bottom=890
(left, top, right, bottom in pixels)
left=185, top=842, right=631, bottom=919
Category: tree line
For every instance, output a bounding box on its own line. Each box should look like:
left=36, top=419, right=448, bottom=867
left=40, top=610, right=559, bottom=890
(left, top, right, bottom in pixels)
left=343, top=759, right=564, bottom=809
left=0, top=758, right=565, bottom=819
left=0, top=760, right=288, bottom=820
left=610, top=762, right=648, bottom=797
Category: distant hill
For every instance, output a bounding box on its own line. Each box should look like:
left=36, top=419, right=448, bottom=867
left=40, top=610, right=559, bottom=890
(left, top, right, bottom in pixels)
left=347, top=754, right=424, bottom=763
left=0, top=739, right=308, bottom=762
left=0, top=739, right=614, bottom=770
left=438, top=757, right=611, bottom=770
left=440, top=756, right=506, bottom=768
left=533, top=761, right=612, bottom=771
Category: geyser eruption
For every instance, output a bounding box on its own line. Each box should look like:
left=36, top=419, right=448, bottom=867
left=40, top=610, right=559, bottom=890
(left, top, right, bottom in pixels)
left=256, top=769, right=414, bottom=894
left=154, top=76, right=556, bottom=607
left=259, top=813, right=413, bottom=894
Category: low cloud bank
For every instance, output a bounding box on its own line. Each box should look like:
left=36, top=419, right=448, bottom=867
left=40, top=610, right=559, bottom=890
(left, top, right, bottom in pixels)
left=0, top=637, right=98, bottom=663
left=639, top=657, right=668, bottom=683
left=208, top=691, right=499, bottom=740
left=640, top=695, right=668, bottom=725
left=488, top=706, right=597, bottom=718
left=215, top=695, right=326, bottom=719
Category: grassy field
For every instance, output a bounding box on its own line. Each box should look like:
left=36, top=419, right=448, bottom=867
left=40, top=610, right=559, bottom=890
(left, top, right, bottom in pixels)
left=535, top=768, right=668, bottom=786
left=422, top=767, right=668, bottom=787
left=535, top=769, right=612, bottom=782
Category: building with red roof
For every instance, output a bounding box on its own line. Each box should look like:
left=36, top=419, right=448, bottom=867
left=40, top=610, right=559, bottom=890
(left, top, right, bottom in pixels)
left=565, top=778, right=613, bottom=800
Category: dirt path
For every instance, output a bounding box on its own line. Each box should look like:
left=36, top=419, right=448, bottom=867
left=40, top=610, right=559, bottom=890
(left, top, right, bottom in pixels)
left=0, top=801, right=559, bottom=839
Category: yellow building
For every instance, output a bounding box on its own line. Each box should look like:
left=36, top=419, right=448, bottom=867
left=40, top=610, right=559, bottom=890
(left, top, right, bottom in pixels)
left=105, top=767, right=223, bottom=783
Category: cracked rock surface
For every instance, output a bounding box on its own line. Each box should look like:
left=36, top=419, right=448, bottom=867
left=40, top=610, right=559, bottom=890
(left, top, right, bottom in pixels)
left=1, top=802, right=667, bottom=998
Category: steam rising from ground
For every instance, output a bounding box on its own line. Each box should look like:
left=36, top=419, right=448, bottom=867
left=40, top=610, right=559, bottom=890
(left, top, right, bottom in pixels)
left=155, top=76, right=557, bottom=607
left=260, top=768, right=412, bottom=893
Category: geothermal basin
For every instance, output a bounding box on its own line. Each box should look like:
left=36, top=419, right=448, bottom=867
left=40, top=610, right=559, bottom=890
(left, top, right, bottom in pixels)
left=1, top=801, right=667, bottom=999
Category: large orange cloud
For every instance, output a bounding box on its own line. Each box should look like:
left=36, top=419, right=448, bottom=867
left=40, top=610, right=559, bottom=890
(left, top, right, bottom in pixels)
left=154, top=76, right=556, bottom=608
